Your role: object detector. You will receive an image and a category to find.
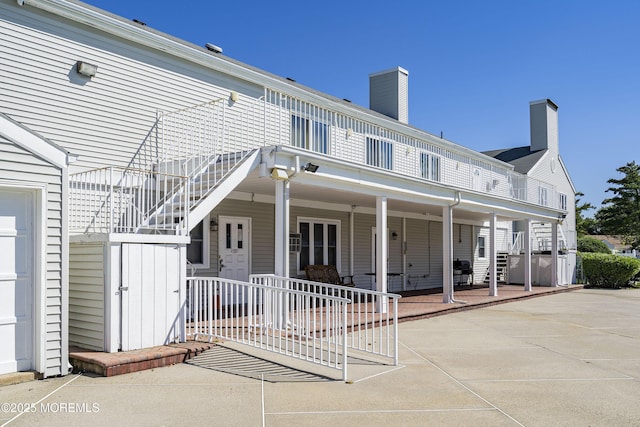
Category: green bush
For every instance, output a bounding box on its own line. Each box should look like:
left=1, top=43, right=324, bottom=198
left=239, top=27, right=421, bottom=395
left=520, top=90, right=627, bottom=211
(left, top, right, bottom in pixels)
left=581, top=252, right=640, bottom=288
left=577, top=236, right=611, bottom=253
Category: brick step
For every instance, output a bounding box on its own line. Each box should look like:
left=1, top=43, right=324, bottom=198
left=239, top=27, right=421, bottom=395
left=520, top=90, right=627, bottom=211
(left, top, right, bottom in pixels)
left=69, top=341, right=217, bottom=377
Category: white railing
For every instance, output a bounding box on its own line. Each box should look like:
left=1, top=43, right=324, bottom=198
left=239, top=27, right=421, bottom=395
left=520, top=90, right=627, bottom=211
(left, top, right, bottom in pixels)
left=511, top=231, right=525, bottom=254
left=71, top=87, right=565, bottom=234
left=69, top=166, right=189, bottom=234
left=157, top=98, right=264, bottom=215
left=263, top=89, right=562, bottom=210
left=186, top=277, right=350, bottom=380
left=251, top=274, right=401, bottom=366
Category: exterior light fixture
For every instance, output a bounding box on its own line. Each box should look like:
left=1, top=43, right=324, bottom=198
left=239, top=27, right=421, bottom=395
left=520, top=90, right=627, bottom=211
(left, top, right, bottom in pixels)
left=302, top=163, right=319, bottom=173
left=271, top=168, right=289, bottom=180
left=230, top=91, right=238, bottom=102
left=76, top=61, right=97, bottom=78
left=209, top=218, right=218, bottom=232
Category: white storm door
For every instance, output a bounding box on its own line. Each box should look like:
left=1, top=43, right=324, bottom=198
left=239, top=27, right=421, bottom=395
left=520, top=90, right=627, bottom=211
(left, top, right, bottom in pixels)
left=0, top=190, right=34, bottom=374
left=218, top=217, right=250, bottom=282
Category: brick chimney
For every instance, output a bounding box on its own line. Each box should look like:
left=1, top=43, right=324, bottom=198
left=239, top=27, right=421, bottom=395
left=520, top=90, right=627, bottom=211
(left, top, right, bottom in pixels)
left=369, top=67, right=409, bottom=124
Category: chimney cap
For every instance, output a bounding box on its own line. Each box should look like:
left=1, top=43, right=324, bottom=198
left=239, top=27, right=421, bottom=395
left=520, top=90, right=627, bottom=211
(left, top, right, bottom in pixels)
left=529, top=98, right=558, bottom=110
left=368, top=66, right=409, bottom=78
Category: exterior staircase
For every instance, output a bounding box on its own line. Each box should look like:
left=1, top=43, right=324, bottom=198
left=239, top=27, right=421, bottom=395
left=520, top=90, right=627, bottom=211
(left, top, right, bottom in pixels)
left=484, top=251, right=509, bottom=283
left=144, top=150, right=259, bottom=233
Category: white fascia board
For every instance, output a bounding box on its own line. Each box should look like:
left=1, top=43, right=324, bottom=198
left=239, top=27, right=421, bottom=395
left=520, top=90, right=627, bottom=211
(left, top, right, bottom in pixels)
left=0, top=113, right=68, bottom=168
left=19, top=1, right=512, bottom=172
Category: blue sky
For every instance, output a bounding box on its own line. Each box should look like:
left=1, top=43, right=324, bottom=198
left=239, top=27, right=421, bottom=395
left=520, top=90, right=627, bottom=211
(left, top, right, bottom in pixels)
left=83, top=0, right=640, bottom=212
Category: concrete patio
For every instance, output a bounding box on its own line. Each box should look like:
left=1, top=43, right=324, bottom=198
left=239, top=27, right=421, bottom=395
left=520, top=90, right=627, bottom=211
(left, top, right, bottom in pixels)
left=2, top=287, right=639, bottom=426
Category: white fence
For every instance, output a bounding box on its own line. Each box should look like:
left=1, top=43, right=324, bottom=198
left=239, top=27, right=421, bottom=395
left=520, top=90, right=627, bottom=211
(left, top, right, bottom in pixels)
left=185, top=275, right=401, bottom=381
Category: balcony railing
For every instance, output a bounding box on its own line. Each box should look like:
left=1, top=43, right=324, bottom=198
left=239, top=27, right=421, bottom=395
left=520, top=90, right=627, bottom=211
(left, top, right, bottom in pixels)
left=151, top=89, right=562, bottom=211
left=69, top=166, right=189, bottom=234
left=70, top=86, right=564, bottom=235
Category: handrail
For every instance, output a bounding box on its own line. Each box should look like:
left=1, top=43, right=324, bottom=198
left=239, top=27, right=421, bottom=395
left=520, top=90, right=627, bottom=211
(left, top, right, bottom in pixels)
left=186, top=276, right=350, bottom=380
left=251, top=274, right=402, bottom=366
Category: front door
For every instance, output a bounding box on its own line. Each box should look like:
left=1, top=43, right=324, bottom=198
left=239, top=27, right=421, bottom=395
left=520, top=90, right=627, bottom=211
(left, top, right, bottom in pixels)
left=218, top=216, right=251, bottom=282
left=0, top=189, right=34, bottom=374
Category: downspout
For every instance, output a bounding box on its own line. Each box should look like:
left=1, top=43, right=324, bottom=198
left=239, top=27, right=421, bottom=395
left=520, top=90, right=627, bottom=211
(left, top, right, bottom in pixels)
left=448, top=192, right=466, bottom=304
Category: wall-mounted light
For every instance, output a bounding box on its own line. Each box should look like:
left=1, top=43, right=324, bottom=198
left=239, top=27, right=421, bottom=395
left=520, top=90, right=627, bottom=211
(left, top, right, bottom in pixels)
left=209, top=218, right=218, bottom=232
left=76, top=61, right=97, bottom=78
left=271, top=168, right=289, bottom=180
left=346, top=128, right=353, bottom=138
left=302, top=162, right=319, bottom=173
left=391, top=231, right=398, bottom=240
left=230, top=91, right=238, bottom=102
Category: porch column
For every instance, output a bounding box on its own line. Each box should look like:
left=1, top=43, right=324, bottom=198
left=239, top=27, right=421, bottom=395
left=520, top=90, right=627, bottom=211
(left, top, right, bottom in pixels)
left=524, top=219, right=532, bottom=292
left=442, top=205, right=454, bottom=303
left=274, top=179, right=290, bottom=277
left=376, top=196, right=388, bottom=313
left=489, top=213, right=498, bottom=296
left=551, top=222, right=558, bottom=287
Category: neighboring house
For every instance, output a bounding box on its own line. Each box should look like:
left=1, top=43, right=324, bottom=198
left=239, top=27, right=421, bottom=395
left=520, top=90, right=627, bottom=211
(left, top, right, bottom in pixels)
left=591, top=235, right=637, bottom=257
left=0, top=0, right=576, bottom=377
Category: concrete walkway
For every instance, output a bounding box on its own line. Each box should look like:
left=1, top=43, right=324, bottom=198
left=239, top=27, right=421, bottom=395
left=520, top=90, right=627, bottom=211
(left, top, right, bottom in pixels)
left=2, top=287, right=640, bottom=426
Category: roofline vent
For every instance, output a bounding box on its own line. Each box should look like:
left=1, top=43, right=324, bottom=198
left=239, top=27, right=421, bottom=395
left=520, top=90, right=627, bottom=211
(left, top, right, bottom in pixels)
left=205, top=43, right=223, bottom=54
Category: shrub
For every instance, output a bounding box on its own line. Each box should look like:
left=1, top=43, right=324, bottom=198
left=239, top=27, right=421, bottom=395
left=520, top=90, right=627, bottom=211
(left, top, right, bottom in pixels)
left=581, top=252, right=640, bottom=288
left=577, top=236, right=611, bottom=253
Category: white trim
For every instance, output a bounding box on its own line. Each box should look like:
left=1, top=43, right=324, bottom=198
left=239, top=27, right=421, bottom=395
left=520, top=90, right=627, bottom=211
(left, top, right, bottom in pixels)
left=0, top=183, right=44, bottom=375
left=69, top=233, right=190, bottom=244
left=0, top=114, right=67, bottom=168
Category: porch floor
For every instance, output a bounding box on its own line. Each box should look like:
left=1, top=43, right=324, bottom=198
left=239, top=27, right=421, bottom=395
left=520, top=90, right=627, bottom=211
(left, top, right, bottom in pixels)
left=68, top=284, right=581, bottom=377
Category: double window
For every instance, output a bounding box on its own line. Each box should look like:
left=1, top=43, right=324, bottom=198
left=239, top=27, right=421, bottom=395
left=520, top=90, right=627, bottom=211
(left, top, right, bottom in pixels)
left=298, top=219, right=340, bottom=272
left=538, top=187, right=549, bottom=206
left=366, top=137, right=393, bottom=170
left=420, top=152, right=441, bottom=181
left=291, top=115, right=328, bottom=154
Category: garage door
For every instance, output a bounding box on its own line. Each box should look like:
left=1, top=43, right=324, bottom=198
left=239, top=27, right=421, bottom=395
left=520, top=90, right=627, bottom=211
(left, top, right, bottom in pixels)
left=0, top=189, right=34, bottom=375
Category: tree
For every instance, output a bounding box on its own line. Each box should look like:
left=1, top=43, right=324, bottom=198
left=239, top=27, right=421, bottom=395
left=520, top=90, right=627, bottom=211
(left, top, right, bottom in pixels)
left=577, top=236, right=611, bottom=253
left=575, top=191, right=596, bottom=237
left=596, top=161, right=640, bottom=249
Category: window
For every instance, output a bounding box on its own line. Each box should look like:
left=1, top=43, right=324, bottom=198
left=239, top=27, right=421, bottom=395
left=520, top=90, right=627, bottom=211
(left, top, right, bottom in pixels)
left=538, top=187, right=548, bottom=206
left=559, top=193, right=567, bottom=211
left=187, top=215, right=210, bottom=268
left=291, top=115, right=328, bottom=153
left=420, top=152, right=441, bottom=181
left=366, top=137, right=393, bottom=170
left=298, top=219, right=340, bottom=272
left=478, top=236, right=486, bottom=258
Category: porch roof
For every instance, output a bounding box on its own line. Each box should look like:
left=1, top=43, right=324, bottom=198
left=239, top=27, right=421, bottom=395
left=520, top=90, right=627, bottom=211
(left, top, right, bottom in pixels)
left=227, top=146, right=565, bottom=224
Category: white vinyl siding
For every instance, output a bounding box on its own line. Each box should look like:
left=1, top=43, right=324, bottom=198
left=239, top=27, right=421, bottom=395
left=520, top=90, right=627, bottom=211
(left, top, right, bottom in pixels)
left=0, top=136, right=64, bottom=377
left=68, top=243, right=105, bottom=351
left=0, top=2, right=264, bottom=170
